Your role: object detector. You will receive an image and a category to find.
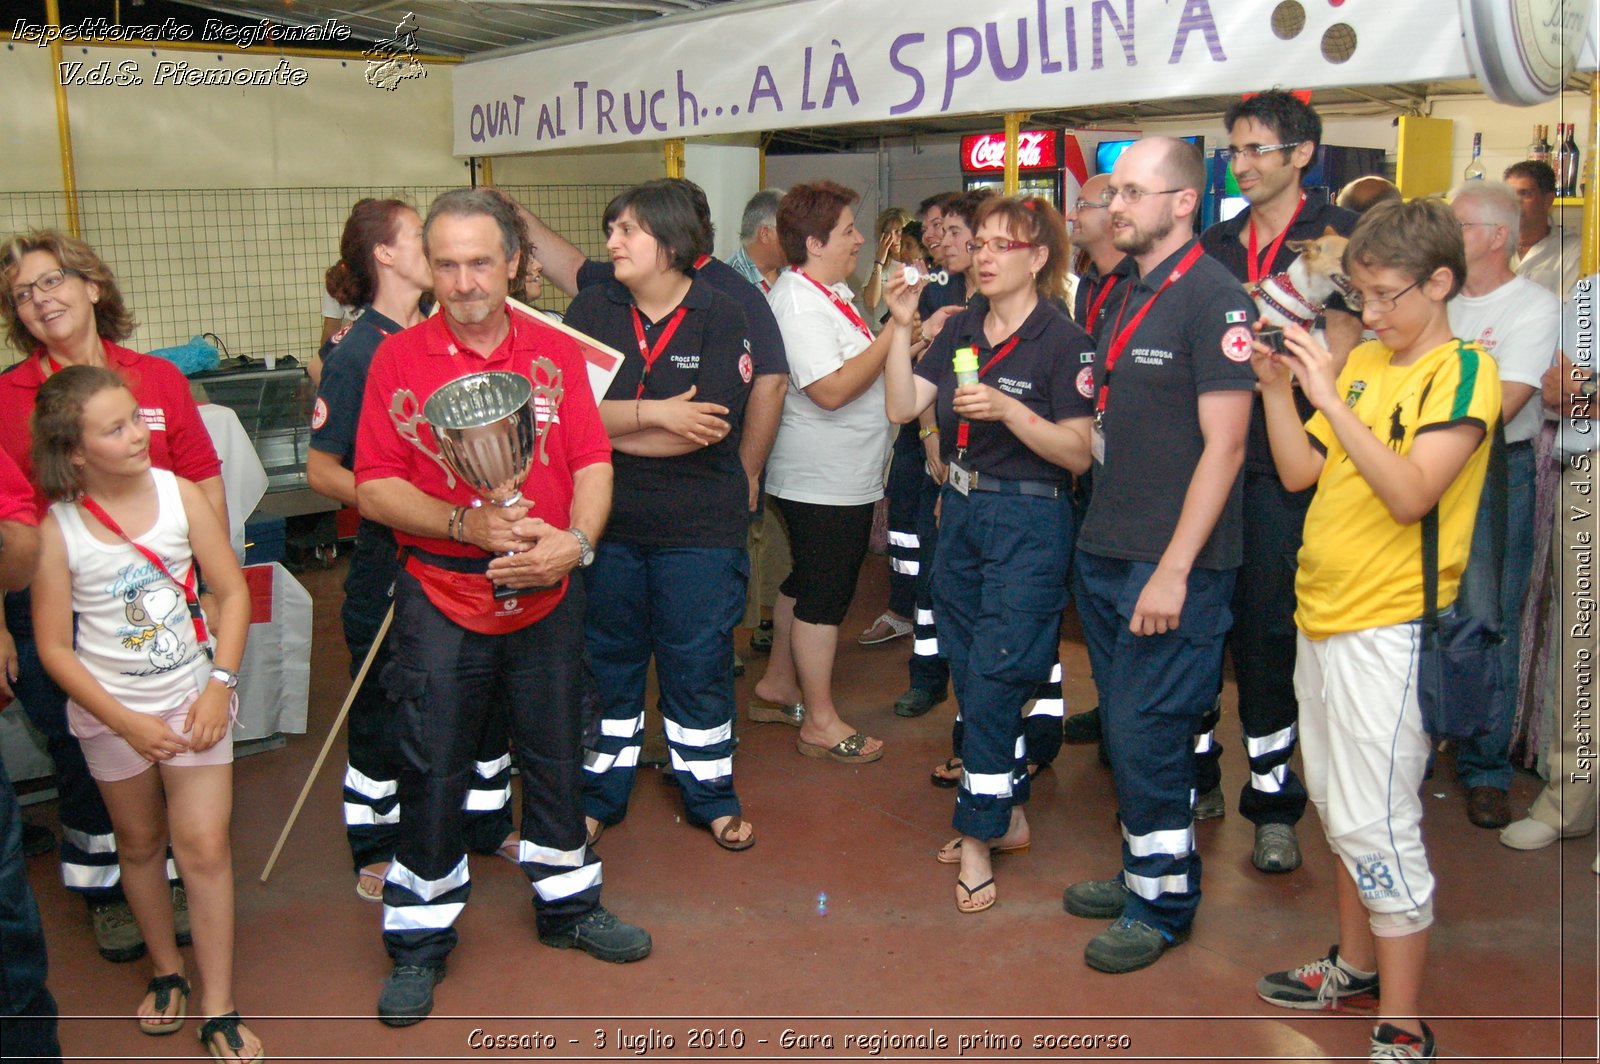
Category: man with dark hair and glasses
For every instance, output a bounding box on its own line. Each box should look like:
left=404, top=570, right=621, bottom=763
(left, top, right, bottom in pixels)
left=1190, top=89, right=1361, bottom=875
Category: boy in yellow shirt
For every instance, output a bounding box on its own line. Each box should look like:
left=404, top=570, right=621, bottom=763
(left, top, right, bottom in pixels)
left=1250, top=198, right=1501, bottom=1062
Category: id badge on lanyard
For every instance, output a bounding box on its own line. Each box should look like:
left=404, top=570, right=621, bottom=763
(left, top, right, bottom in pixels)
left=1091, top=422, right=1106, bottom=466
left=948, top=461, right=972, bottom=496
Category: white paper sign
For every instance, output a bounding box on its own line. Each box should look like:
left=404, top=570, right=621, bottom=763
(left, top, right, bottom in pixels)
left=454, top=0, right=1474, bottom=156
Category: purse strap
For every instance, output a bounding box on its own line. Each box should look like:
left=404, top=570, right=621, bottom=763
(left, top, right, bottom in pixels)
left=1417, top=341, right=1508, bottom=648
left=77, top=494, right=211, bottom=653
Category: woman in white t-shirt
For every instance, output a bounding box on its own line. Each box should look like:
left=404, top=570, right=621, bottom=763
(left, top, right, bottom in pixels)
left=749, top=182, right=895, bottom=765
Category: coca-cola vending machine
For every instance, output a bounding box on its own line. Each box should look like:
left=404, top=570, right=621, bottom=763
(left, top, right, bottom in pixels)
left=959, top=129, right=1088, bottom=208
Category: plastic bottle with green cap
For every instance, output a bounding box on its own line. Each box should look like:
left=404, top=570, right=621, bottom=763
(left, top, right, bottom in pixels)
left=953, top=346, right=979, bottom=387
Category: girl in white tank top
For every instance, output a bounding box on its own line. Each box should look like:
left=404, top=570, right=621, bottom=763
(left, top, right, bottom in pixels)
left=28, top=366, right=263, bottom=1061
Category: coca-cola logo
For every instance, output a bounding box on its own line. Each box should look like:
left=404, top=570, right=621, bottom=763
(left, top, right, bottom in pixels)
left=962, top=130, right=1057, bottom=172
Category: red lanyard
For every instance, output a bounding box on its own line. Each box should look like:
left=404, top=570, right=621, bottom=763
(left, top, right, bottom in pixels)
left=758, top=278, right=771, bottom=294
left=77, top=494, right=211, bottom=652
left=1097, top=243, right=1206, bottom=416
left=1246, top=194, right=1306, bottom=285
left=1084, top=274, right=1120, bottom=336
left=693, top=254, right=712, bottom=270
left=796, top=270, right=873, bottom=341
left=629, top=305, right=689, bottom=399
left=955, top=336, right=1021, bottom=451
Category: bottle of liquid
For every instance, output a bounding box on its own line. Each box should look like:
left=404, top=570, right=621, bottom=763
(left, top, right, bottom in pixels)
left=953, top=347, right=980, bottom=387
left=1463, top=133, right=1486, bottom=181
left=1529, top=123, right=1545, bottom=162
left=1552, top=124, right=1571, bottom=194
left=1538, top=124, right=1553, bottom=165
left=1561, top=123, right=1582, bottom=196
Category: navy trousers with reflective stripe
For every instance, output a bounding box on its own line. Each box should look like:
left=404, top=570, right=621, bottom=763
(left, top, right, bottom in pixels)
left=1195, top=470, right=1309, bottom=825
left=885, top=426, right=925, bottom=619
left=907, top=469, right=951, bottom=698
left=341, top=523, right=515, bottom=873
left=933, top=488, right=1070, bottom=840
left=582, top=543, right=745, bottom=828
left=380, top=572, right=598, bottom=969
left=1074, top=551, right=1235, bottom=938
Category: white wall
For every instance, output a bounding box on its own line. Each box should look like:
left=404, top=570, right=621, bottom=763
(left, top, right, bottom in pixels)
left=685, top=142, right=761, bottom=260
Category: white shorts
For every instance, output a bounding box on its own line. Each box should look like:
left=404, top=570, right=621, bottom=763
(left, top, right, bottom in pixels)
left=1296, top=624, right=1435, bottom=921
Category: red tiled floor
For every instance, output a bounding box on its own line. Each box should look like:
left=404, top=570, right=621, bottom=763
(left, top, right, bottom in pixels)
left=21, top=554, right=1599, bottom=1061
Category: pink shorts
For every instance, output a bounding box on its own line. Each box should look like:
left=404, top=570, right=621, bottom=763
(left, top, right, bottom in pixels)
left=69, top=689, right=240, bottom=783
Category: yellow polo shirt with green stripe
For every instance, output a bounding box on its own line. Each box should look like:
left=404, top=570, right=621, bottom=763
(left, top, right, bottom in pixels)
left=1295, top=338, right=1501, bottom=640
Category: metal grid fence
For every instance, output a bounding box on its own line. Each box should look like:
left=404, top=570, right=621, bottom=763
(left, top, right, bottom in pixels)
left=0, top=184, right=628, bottom=368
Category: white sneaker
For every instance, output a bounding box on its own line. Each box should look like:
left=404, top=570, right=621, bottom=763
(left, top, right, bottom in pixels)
left=1499, top=817, right=1559, bottom=850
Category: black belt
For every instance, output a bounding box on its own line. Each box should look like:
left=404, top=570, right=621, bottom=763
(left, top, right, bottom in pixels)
left=1505, top=439, right=1533, bottom=452
left=399, top=545, right=491, bottom=574
left=965, top=470, right=1062, bottom=499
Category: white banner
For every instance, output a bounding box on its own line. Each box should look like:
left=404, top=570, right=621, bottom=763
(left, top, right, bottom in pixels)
left=452, top=0, right=1473, bottom=156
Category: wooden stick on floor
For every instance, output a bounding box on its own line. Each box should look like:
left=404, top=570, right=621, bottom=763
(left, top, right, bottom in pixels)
left=259, top=602, right=394, bottom=883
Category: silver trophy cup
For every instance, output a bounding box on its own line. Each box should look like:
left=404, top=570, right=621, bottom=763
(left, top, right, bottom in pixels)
left=423, top=371, right=538, bottom=507
left=400, top=369, right=560, bottom=599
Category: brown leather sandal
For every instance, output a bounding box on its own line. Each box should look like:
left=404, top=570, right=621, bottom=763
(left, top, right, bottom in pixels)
left=710, top=815, right=755, bottom=851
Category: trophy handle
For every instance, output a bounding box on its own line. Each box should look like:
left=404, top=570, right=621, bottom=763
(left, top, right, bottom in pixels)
left=389, top=388, right=458, bottom=489
left=528, top=356, right=565, bottom=467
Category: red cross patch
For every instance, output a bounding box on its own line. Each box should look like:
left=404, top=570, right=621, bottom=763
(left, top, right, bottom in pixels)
left=310, top=397, right=329, bottom=430
left=738, top=351, right=753, bottom=383
left=1221, top=325, right=1254, bottom=362
left=1075, top=366, right=1095, bottom=398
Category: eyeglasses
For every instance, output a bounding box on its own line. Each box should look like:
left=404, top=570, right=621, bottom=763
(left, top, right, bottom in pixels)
left=1224, top=142, right=1304, bottom=161
left=965, top=238, right=1037, bottom=255
left=10, top=267, right=83, bottom=307
left=1348, top=279, right=1421, bottom=314
left=1072, top=199, right=1108, bottom=213
left=1100, top=186, right=1183, bottom=206
left=1457, top=221, right=1501, bottom=231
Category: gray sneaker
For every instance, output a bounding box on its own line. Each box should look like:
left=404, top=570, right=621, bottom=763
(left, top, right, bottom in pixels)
left=1193, top=785, right=1225, bottom=820
left=88, top=899, right=146, bottom=963
left=1253, top=823, right=1303, bottom=873
left=1061, top=876, right=1128, bottom=920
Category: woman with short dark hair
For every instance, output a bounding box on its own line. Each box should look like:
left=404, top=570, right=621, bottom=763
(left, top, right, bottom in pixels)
left=564, top=180, right=757, bottom=850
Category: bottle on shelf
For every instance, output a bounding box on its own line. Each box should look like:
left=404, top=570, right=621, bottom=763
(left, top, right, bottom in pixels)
left=1529, top=122, right=1546, bottom=163
left=1463, top=133, right=1486, bottom=181
left=1560, top=123, right=1582, bottom=196
left=1552, top=124, right=1571, bottom=191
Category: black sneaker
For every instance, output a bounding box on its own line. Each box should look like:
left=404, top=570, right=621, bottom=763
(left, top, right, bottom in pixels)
left=1370, top=1020, right=1436, bottom=1060
left=1062, top=876, right=1128, bottom=919
left=378, top=963, right=446, bottom=1027
left=1257, top=945, right=1381, bottom=1010
left=1062, top=707, right=1102, bottom=744
left=893, top=687, right=944, bottom=718
left=1084, top=916, right=1187, bottom=974
left=88, top=899, right=146, bottom=963
left=749, top=620, right=773, bottom=654
left=539, top=906, right=652, bottom=963
left=21, top=822, right=54, bottom=857
left=172, top=885, right=192, bottom=948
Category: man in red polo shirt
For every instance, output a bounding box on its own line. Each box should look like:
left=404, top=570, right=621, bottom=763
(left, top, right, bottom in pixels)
left=354, top=189, right=649, bottom=1028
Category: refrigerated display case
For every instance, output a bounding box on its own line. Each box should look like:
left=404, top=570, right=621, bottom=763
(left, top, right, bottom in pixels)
left=959, top=129, right=1088, bottom=208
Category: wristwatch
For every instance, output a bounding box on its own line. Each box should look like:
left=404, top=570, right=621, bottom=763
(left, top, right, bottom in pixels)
left=209, top=666, right=239, bottom=690
left=569, top=527, right=596, bottom=568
